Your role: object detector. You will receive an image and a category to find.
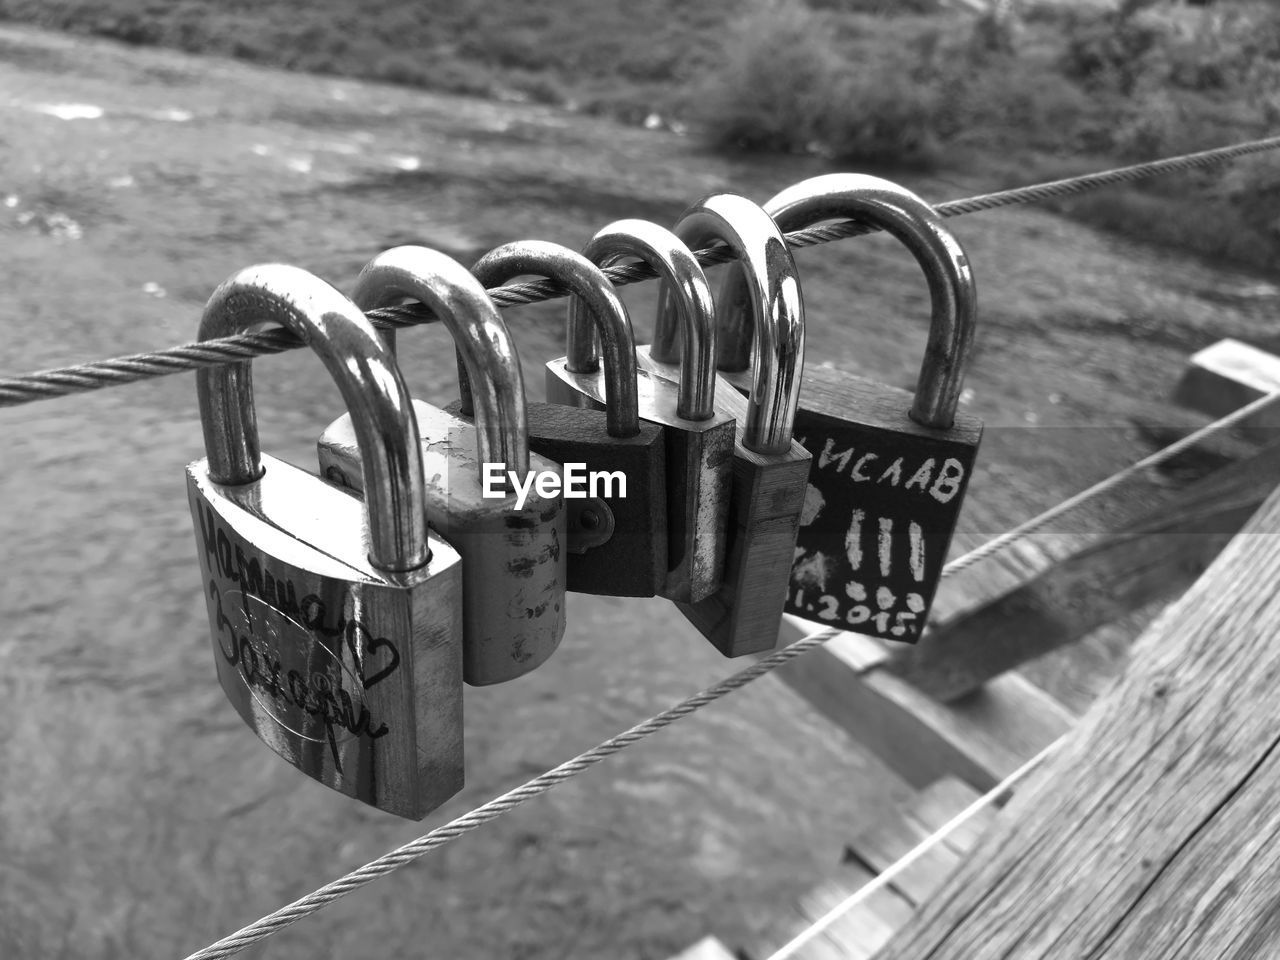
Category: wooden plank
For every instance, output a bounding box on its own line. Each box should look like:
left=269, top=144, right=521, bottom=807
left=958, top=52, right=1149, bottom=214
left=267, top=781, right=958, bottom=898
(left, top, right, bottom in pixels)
left=889, top=439, right=1280, bottom=700
left=926, top=393, right=1263, bottom=655
left=842, top=805, right=962, bottom=905
left=665, top=936, right=739, bottom=960
left=751, top=778, right=991, bottom=960
left=757, top=859, right=914, bottom=960
left=796, top=874, right=915, bottom=960
left=1128, top=407, right=1260, bottom=471
left=901, top=777, right=993, bottom=856
left=758, top=888, right=856, bottom=960
left=757, top=901, right=846, bottom=960
left=772, top=620, right=1075, bottom=791
left=1173, top=338, right=1280, bottom=441
left=875, top=481, right=1280, bottom=960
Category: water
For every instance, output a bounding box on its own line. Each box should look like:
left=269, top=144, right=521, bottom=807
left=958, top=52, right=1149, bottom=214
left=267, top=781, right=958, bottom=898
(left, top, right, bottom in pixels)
left=0, top=25, right=909, bottom=959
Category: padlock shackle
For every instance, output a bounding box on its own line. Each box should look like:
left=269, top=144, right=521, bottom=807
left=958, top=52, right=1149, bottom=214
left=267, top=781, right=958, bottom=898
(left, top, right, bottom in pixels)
left=738, top=174, right=977, bottom=430
left=196, top=264, right=431, bottom=573
left=664, top=194, right=804, bottom=455
left=471, top=240, right=641, bottom=438
left=571, top=219, right=718, bottom=423
left=351, top=247, right=530, bottom=478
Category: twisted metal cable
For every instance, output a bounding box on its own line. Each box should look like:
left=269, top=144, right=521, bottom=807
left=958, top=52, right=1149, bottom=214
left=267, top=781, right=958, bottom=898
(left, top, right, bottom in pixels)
left=180, top=374, right=1267, bottom=960
left=943, top=389, right=1280, bottom=577
left=765, top=734, right=1065, bottom=960
left=4, top=134, right=1280, bottom=409
left=181, top=623, right=846, bottom=960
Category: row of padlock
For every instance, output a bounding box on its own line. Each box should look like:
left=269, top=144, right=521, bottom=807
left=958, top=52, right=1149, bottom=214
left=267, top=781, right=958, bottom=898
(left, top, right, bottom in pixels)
left=185, top=173, right=981, bottom=819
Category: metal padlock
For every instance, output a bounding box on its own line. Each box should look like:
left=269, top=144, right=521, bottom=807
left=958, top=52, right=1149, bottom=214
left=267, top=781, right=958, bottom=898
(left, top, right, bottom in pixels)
left=638, top=194, right=810, bottom=657
left=545, top=219, right=736, bottom=604
left=317, top=246, right=566, bottom=684
left=718, top=174, right=981, bottom=643
left=454, top=239, right=668, bottom=597
left=186, top=263, right=464, bottom=820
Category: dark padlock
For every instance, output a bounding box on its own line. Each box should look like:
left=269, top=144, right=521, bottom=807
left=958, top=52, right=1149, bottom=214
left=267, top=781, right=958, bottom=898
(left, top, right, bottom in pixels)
left=186, top=263, right=464, bottom=820
left=544, top=219, right=735, bottom=603
left=638, top=194, right=811, bottom=657
left=317, top=246, right=566, bottom=685
left=451, top=239, right=667, bottom=596
left=719, top=174, right=981, bottom=642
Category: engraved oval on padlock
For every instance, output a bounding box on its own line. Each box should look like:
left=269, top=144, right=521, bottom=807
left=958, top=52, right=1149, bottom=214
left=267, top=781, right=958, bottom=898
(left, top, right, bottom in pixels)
left=545, top=219, right=737, bottom=604
left=639, top=194, right=811, bottom=657
left=721, top=174, right=982, bottom=643
left=450, top=239, right=668, bottom=597
left=185, top=263, right=465, bottom=820
left=316, top=246, right=566, bottom=685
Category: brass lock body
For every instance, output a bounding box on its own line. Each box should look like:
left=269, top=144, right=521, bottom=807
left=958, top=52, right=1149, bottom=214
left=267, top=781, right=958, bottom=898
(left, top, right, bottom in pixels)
left=318, top=247, right=566, bottom=685
left=187, top=264, right=464, bottom=820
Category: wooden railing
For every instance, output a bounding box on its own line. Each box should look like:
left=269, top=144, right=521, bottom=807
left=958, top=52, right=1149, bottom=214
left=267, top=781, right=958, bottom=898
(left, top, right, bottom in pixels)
left=874, top=479, right=1280, bottom=959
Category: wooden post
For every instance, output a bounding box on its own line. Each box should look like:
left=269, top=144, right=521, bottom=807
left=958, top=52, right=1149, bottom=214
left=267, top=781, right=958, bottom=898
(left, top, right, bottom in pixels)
left=875, top=480, right=1280, bottom=960
left=889, top=440, right=1280, bottom=700
left=770, top=621, right=1074, bottom=791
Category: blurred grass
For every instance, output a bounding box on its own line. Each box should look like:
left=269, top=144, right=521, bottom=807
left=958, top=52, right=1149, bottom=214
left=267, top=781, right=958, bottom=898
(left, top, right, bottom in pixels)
left=0, top=0, right=1277, bottom=269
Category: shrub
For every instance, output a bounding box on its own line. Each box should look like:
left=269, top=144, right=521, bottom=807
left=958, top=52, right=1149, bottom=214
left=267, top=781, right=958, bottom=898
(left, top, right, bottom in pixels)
left=806, top=0, right=937, bottom=14
left=1059, top=6, right=1175, bottom=95
left=1220, top=155, right=1280, bottom=246
left=696, top=3, right=857, bottom=157
left=1062, top=187, right=1276, bottom=273
left=699, top=3, right=1100, bottom=168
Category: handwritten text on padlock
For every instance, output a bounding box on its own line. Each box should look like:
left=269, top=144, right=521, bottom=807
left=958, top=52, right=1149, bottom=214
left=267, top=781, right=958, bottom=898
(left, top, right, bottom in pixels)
left=195, top=502, right=402, bottom=764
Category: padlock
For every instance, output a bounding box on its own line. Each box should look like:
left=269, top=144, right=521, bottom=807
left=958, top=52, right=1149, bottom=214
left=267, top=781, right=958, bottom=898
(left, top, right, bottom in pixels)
left=636, top=194, right=811, bottom=657
left=317, top=246, right=566, bottom=685
left=718, top=174, right=981, bottom=643
left=452, top=238, right=668, bottom=597
left=543, top=220, right=736, bottom=603
left=186, top=263, right=464, bottom=820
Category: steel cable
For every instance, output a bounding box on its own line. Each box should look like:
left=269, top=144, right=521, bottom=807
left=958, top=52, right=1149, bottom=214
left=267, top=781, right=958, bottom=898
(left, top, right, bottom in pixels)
left=4, top=134, right=1280, bottom=408
left=0, top=133, right=1267, bottom=957
left=179, top=382, right=1276, bottom=959
left=765, top=735, right=1065, bottom=960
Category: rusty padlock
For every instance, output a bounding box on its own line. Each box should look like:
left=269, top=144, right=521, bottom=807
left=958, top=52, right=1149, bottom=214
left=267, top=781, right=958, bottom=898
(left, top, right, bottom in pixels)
left=638, top=194, right=810, bottom=657
left=719, top=174, right=981, bottom=642
left=453, top=239, right=669, bottom=597
left=186, top=263, right=464, bottom=820
left=317, top=246, right=566, bottom=684
left=544, top=219, right=736, bottom=603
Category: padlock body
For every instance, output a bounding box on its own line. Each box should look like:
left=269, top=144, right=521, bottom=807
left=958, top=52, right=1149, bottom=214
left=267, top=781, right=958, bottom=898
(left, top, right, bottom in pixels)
left=186, top=454, right=464, bottom=820
left=447, top=398, right=668, bottom=598
left=636, top=350, right=811, bottom=657
left=786, top=366, right=983, bottom=643
left=319, top=400, right=567, bottom=685
left=546, top=356, right=734, bottom=604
